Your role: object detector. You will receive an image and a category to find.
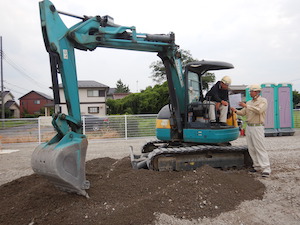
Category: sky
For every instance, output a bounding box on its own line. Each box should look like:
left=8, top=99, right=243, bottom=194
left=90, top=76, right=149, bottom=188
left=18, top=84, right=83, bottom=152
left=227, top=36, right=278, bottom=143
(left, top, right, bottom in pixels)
left=1, top=0, right=300, bottom=102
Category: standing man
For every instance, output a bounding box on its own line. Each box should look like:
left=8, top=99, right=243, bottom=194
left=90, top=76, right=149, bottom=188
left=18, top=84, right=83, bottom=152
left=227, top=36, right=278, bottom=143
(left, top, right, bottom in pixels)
left=205, top=76, right=231, bottom=126
left=231, top=84, right=271, bottom=177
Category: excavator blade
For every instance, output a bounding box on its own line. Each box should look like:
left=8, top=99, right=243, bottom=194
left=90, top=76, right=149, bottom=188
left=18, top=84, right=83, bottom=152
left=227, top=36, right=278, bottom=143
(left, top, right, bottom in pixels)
left=31, top=132, right=90, bottom=197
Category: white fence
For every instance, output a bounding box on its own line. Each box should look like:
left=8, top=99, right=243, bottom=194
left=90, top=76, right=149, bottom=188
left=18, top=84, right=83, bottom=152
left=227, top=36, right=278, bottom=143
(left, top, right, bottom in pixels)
left=81, top=114, right=157, bottom=141
left=0, top=115, right=157, bottom=144
left=0, top=111, right=299, bottom=144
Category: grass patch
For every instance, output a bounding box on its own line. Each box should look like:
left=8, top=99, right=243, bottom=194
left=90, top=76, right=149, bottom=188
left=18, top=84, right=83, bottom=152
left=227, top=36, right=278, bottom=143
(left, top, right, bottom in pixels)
left=0, top=120, right=36, bottom=129
left=294, top=110, right=300, bottom=128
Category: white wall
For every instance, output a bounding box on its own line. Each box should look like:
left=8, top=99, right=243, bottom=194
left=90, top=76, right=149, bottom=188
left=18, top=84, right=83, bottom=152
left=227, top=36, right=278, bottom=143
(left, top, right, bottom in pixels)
left=59, top=88, right=107, bottom=116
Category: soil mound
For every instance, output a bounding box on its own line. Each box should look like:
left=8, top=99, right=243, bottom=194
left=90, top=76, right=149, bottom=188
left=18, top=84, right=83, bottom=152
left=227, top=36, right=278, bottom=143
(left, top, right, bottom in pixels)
left=0, top=157, right=265, bottom=225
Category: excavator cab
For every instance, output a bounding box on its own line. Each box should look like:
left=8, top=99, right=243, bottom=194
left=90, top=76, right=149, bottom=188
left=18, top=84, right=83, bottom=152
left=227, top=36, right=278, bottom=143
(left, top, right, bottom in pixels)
left=184, top=61, right=235, bottom=129
left=156, top=60, right=239, bottom=144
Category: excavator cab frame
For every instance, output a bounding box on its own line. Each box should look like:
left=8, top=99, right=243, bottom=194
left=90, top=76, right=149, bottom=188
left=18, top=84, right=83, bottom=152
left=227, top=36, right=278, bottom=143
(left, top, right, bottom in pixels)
left=183, top=61, right=234, bottom=129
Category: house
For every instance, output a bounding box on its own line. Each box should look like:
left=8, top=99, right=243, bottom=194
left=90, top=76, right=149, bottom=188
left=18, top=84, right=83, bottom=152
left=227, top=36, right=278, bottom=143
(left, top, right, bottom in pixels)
left=0, top=91, right=20, bottom=118
left=58, top=80, right=109, bottom=116
left=229, top=85, right=248, bottom=102
left=19, top=91, right=53, bottom=117
left=107, top=88, right=131, bottom=100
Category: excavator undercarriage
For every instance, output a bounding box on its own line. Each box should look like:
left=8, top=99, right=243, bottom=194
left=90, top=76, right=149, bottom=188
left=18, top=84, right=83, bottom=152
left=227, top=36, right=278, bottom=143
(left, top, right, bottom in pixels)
left=131, top=141, right=252, bottom=171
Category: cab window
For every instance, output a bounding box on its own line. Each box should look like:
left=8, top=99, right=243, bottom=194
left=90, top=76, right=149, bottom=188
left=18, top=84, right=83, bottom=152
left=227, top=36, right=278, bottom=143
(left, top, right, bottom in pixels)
left=187, top=72, right=200, bottom=103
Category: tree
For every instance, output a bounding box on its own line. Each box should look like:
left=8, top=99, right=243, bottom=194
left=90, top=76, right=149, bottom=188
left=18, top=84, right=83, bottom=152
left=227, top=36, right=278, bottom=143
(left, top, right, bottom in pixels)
left=201, top=72, right=215, bottom=91
left=106, top=82, right=169, bottom=114
left=150, top=49, right=194, bottom=84
left=0, top=108, right=13, bottom=118
left=293, top=90, right=300, bottom=108
left=115, top=79, right=130, bottom=93
left=149, top=49, right=215, bottom=90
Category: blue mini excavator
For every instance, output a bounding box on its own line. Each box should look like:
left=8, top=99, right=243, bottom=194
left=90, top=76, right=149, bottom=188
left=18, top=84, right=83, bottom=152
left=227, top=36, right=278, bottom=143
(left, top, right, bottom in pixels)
left=31, top=0, right=251, bottom=197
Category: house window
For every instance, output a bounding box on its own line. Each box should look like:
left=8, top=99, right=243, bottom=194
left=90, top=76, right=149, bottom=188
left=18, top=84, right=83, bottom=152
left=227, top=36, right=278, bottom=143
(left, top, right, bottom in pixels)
left=88, top=107, right=99, bottom=113
left=87, top=90, right=106, bottom=97
left=99, top=90, right=105, bottom=97
left=87, top=90, right=98, bottom=97
left=34, top=100, right=40, bottom=104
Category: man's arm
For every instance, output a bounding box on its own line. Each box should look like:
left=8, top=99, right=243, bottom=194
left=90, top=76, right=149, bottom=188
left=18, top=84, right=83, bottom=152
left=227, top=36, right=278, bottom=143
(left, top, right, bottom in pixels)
left=232, top=107, right=246, bottom=116
left=247, top=99, right=268, bottom=114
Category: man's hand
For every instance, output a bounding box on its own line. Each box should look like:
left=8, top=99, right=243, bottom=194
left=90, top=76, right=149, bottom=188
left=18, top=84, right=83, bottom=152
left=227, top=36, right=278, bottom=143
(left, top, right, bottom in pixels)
left=221, top=100, right=228, bottom=106
left=231, top=107, right=237, bottom=112
left=239, top=102, right=247, bottom=108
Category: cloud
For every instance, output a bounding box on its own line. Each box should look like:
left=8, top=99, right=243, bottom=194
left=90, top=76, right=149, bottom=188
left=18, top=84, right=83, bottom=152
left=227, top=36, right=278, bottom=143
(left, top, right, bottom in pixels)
left=1, top=0, right=299, bottom=102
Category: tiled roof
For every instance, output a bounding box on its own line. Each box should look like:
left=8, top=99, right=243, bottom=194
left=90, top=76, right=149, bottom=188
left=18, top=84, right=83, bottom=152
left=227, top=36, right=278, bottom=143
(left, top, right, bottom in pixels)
left=107, top=88, right=116, bottom=95
left=19, top=90, right=53, bottom=100
left=229, top=85, right=248, bottom=90
left=0, top=91, right=14, bottom=98
left=58, top=80, right=109, bottom=88
left=1, top=100, right=19, bottom=109
left=35, top=91, right=53, bottom=100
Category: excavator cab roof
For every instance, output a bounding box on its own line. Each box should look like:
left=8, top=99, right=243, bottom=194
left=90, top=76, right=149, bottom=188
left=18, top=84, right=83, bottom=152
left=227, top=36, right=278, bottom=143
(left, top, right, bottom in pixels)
left=185, top=60, right=234, bottom=75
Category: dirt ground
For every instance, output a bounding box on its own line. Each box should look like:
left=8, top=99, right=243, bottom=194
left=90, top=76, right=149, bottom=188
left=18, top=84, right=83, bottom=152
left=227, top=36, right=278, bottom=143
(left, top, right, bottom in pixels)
left=0, top=133, right=299, bottom=225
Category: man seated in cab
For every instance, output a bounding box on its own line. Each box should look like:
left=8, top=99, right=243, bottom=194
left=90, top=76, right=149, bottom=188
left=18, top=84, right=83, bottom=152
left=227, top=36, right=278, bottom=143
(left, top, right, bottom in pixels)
left=205, top=76, right=231, bottom=126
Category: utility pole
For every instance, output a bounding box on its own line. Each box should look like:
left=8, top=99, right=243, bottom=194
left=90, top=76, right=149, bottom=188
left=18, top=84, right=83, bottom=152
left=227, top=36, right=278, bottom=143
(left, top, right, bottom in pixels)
left=0, top=36, right=4, bottom=120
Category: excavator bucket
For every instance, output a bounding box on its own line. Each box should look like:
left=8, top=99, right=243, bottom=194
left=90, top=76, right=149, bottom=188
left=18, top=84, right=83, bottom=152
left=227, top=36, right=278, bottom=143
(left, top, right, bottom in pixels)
left=31, top=132, right=90, bottom=197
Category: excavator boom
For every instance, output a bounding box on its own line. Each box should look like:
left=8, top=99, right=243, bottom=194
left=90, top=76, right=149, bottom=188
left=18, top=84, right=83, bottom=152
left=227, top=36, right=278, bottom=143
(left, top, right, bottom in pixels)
left=32, top=0, right=183, bottom=196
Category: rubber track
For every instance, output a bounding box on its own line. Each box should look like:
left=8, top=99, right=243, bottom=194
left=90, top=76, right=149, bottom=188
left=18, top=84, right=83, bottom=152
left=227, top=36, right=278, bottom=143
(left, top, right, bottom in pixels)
left=146, top=144, right=248, bottom=170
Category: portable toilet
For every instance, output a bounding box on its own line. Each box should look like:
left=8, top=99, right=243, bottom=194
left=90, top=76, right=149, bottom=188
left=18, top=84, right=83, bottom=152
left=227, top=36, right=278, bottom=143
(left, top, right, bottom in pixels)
left=245, top=86, right=251, bottom=102
left=261, top=83, right=278, bottom=136
left=277, top=83, right=295, bottom=136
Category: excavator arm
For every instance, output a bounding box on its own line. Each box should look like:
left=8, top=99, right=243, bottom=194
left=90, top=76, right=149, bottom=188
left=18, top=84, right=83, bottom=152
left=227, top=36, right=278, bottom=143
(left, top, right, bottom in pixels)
left=40, top=0, right=185, bottom=137
left=32, top=0, right=184, bottom=196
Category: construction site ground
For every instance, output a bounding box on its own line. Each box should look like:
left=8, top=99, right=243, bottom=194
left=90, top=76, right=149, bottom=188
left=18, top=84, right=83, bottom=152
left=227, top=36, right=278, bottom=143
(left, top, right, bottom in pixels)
left=0, top=132, right=299, bottom=225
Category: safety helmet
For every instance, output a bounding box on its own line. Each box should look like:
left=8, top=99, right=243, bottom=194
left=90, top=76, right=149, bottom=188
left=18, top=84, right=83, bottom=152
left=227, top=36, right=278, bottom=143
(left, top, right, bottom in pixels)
left=249, top=84, right=262, bottom=91
left=221, top=76, right=232, bottom=85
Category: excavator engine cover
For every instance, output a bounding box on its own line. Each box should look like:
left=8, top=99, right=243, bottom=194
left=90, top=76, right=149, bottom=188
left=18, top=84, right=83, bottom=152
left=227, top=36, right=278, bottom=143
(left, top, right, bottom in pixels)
left=31, top=132, right=90, bottom=197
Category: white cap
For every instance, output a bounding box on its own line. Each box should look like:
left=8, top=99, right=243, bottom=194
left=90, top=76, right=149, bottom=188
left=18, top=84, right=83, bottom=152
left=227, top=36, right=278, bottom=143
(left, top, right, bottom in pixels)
left=249, top=84, right=262, bottom=91
left=221, top=76, right=232, bottom=85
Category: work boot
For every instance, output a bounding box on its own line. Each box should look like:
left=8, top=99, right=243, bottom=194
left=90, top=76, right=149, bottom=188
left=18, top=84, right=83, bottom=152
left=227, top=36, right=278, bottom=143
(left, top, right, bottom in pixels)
left=261, top=172, right=270, bottom=178
left=219, top=122, right=229, bottom=127
left=249, top=168, right=257, bottom=173
left=210, top=121, right=219, bottom=127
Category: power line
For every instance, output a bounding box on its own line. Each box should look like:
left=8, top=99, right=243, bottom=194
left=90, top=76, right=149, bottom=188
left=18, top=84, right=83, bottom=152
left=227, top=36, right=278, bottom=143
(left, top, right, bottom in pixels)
left=4, top=80, right=31, bottom=92
left=3, top=86, right=25, bottom=96
left=2, top=51, right=49, bottom=89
